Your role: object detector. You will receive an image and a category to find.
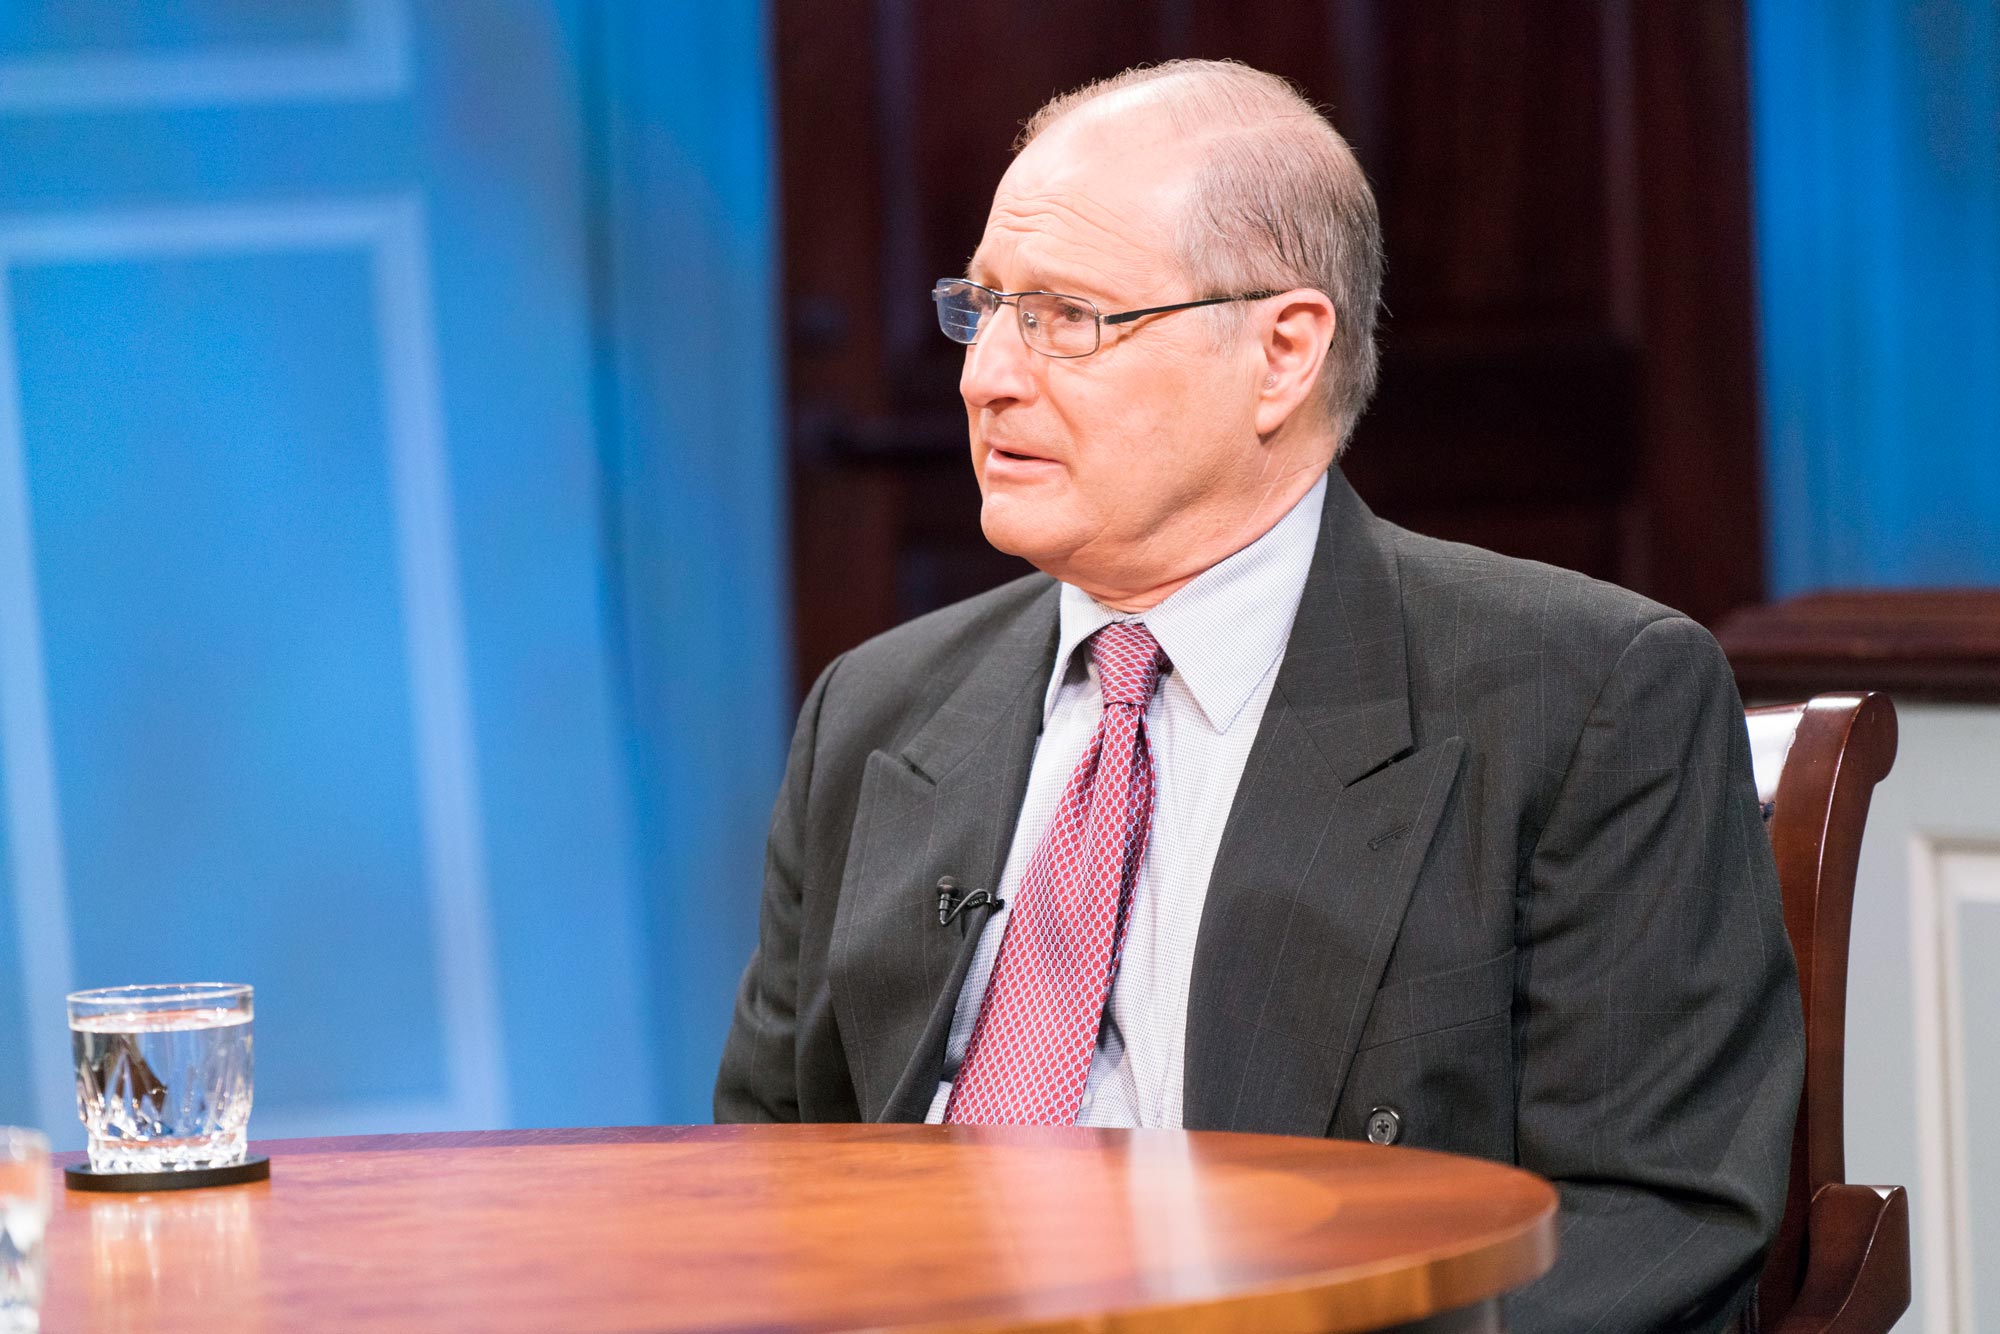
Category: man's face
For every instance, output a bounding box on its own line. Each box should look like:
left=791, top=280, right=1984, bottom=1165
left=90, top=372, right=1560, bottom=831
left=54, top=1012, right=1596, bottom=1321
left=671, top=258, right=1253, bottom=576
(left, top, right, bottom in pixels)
left=961, top=109, right=1270, bottom=599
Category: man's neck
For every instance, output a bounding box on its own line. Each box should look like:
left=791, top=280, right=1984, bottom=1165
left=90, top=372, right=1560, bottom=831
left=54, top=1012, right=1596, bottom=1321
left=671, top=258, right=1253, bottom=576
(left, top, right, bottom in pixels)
left=1062, top=466, right=1329, bottom=612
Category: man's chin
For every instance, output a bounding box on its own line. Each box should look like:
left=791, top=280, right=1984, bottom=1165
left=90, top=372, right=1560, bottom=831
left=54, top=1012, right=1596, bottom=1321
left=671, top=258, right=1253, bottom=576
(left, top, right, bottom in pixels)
left=978, top=495, right=1074, bottom=570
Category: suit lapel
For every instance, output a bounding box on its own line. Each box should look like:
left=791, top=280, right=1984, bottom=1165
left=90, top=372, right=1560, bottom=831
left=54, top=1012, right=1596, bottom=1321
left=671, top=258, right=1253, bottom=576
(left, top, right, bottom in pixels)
left=1183, top=470, right=1466, bottom=1134
left=828, top=585, right=1058, bottom=1121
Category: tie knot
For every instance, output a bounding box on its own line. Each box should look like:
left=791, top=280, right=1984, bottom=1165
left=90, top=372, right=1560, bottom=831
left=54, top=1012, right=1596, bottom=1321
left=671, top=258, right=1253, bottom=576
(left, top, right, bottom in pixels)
left=1090, top=622, right=1167, bottom=707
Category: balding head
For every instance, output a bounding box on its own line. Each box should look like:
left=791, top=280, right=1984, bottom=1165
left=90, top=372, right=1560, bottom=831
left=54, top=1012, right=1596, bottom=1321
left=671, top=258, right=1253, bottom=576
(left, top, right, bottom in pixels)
left=1017, top=61, right=1383, bottom=446
left=951, top=60, right=1367, bottom=610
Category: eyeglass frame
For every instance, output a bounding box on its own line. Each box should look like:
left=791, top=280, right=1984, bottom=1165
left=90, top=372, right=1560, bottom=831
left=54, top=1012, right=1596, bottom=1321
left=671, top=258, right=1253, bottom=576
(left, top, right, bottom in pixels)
left=932, top=278, right=1279, bottom=359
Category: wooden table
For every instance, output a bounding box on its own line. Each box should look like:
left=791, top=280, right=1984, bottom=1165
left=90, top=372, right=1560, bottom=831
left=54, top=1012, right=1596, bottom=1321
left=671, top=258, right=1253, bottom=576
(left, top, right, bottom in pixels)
left=43, top=1124, right=1557, bottom=1333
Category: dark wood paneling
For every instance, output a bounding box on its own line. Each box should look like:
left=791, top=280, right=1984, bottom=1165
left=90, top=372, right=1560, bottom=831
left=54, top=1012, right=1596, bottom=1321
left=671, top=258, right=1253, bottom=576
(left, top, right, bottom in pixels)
left=1369, top=1, right=1618, bottom=325
left=1719, top=591, right=2000, bottom=703
left=1626, top=0, right=1768, bottom=625
left=777, top=0, right=1765, bottom=689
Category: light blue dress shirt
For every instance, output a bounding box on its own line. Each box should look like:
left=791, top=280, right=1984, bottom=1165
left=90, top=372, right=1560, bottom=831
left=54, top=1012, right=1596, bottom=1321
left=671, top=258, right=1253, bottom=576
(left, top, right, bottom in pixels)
left=926, top=473, right=1328, bottom=1128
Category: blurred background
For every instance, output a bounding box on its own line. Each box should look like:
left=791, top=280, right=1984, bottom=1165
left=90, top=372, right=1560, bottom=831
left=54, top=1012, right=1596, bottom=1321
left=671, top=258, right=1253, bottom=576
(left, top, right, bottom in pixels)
left=0, top=0, right=1994, bottom=1326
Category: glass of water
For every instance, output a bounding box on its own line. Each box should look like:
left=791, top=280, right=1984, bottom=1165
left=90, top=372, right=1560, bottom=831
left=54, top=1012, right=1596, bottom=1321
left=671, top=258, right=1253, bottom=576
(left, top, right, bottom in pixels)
left=67, top=984, right=253, bottom=1174
left=1, top=1127, right=50, bottom=1334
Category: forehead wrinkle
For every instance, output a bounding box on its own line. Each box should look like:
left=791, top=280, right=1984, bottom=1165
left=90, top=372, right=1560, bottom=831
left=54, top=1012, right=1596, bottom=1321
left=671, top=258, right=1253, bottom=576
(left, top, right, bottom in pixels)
left=977, top=188, right=1176, bottom=300
left=1001, top=181, right=1147, bottom=244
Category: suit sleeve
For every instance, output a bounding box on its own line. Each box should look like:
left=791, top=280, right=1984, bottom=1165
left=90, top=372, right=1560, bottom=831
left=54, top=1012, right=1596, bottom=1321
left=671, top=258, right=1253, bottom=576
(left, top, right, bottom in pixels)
left=713, top=655, right=840, bottom=1123
left=1506, top=616, right=1804, bottom=1332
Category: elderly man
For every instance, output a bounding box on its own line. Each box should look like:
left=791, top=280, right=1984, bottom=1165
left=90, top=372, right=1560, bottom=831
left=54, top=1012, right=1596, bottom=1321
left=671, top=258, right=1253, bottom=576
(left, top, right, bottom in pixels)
left=717, top=59, right=1801, bottom=1330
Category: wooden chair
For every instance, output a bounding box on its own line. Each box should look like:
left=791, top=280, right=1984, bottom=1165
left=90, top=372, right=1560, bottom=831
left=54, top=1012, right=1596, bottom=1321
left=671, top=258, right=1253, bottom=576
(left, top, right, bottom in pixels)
left=1743, top=692, right=1910, bottom=1333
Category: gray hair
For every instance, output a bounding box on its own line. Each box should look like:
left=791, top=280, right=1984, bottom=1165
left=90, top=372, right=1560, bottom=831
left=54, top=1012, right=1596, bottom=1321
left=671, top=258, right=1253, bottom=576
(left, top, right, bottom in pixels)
left=1017, top=60, right=1384, bottom=449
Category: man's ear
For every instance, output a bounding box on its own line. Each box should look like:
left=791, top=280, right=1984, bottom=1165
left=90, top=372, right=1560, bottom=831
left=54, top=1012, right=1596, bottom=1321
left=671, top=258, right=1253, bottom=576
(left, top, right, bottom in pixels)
left=1253, top=289, right=1337, bottom=436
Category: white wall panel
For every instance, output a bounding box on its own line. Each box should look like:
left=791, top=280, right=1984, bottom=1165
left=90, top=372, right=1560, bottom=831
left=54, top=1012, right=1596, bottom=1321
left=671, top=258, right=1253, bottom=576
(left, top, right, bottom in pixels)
left=1848, top=705, right=2000, bottom=1332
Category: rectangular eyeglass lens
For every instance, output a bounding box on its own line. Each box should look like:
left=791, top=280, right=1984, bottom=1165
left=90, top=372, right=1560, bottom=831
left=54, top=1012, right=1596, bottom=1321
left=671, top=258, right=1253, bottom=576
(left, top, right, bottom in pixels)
left=934, top=283, right=984, bottom=343
left=1022, top=293, right=1098, bottom=355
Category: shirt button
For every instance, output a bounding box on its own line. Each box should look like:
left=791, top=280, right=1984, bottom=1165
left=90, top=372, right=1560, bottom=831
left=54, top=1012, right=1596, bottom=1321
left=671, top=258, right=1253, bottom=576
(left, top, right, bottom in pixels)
left=1365, top=1105, right=1403, bottom=1146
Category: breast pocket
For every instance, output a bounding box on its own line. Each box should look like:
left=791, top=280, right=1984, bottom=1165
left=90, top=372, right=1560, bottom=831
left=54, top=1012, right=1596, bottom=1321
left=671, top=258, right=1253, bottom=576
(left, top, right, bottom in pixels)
left=1355, top=947, right=1516, bottom=1052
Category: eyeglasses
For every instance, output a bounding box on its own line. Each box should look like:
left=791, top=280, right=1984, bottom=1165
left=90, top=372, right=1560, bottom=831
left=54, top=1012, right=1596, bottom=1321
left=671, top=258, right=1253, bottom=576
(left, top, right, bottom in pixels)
left=931, top=278, right=1277, bottom=359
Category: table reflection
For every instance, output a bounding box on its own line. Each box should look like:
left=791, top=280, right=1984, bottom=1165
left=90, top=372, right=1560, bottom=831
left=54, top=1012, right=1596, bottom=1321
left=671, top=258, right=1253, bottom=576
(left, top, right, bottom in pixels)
left=85, top=1187, right=260, bottom=1330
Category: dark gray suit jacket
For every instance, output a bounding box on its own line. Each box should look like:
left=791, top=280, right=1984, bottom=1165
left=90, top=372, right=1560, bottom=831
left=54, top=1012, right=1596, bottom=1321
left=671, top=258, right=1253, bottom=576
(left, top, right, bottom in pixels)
left=716, top=467, right=1803, bottom=1331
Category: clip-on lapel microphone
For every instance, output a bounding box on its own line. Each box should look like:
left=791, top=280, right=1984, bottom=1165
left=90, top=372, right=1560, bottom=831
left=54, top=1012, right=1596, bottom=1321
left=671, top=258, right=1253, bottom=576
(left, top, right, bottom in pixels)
left=935, top=876, right=1005, bottom=930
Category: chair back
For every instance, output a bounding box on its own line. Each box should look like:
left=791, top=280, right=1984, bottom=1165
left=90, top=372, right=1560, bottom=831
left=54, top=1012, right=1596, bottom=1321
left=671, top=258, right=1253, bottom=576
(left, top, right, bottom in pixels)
left=1744, top=693, right=1909, bottom=1333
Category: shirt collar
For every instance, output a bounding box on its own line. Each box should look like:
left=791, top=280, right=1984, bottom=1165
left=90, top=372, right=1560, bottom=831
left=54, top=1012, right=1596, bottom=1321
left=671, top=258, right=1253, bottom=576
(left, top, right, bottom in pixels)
left=1045, top=472, right=1328, bottom=733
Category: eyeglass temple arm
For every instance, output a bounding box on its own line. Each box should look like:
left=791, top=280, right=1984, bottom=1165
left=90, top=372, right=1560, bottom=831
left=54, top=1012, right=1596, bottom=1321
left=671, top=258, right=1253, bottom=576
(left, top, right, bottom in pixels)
left=1100, top=291, right=1277, bottom=326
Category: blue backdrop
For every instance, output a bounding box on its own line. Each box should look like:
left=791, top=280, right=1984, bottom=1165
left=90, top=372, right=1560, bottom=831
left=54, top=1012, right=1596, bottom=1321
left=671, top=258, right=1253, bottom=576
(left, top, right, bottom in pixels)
left=0, top=1, right=785, bottom=1144
left=1750, top=0, right=2000, bottom=594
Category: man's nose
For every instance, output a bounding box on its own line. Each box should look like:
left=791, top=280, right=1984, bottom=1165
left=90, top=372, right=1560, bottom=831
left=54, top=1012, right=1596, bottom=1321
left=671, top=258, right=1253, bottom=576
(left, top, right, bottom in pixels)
left=960, top=306, right=1038, bottom=408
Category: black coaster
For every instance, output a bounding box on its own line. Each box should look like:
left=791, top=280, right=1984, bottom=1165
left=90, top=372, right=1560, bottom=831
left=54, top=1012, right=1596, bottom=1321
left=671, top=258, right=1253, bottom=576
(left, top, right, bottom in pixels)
left=64, top=1155, right=270, bottom=1193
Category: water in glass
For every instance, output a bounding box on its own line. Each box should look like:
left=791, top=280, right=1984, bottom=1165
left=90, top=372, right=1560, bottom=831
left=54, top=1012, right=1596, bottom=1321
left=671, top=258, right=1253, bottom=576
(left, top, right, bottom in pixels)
left=69, top=985, right=253, bottom=1174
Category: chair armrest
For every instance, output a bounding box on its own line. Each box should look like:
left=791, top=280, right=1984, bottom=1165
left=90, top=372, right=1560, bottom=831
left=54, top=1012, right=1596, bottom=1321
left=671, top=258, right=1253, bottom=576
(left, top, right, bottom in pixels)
left=1770, top=1184, right=1911, bottom=1334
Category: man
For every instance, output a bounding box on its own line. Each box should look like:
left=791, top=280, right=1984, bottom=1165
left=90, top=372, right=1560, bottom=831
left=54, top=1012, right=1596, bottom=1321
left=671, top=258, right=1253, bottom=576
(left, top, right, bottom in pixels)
left=717, top=59, right=1801, bottom=1330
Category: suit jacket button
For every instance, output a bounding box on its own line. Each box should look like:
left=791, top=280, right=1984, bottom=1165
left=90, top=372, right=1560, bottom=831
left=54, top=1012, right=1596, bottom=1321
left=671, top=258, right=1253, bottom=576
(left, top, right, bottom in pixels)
left=1365, top=1105, right=1403, bottom=1145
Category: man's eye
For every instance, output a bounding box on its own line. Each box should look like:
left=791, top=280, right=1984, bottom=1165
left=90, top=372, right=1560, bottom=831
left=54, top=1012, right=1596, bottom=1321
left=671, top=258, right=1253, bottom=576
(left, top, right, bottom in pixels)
left=1054, top=300, right=1093, bottom=324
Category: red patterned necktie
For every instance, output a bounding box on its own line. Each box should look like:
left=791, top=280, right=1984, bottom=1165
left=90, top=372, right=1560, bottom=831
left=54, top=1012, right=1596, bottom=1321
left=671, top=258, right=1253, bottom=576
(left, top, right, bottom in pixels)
left=945, top=621, right=1168, bottom=1125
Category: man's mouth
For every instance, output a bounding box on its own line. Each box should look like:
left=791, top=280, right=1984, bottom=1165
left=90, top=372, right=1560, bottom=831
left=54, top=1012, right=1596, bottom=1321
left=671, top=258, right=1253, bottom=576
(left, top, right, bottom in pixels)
left=989, top=444, right=1053, bottom=464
